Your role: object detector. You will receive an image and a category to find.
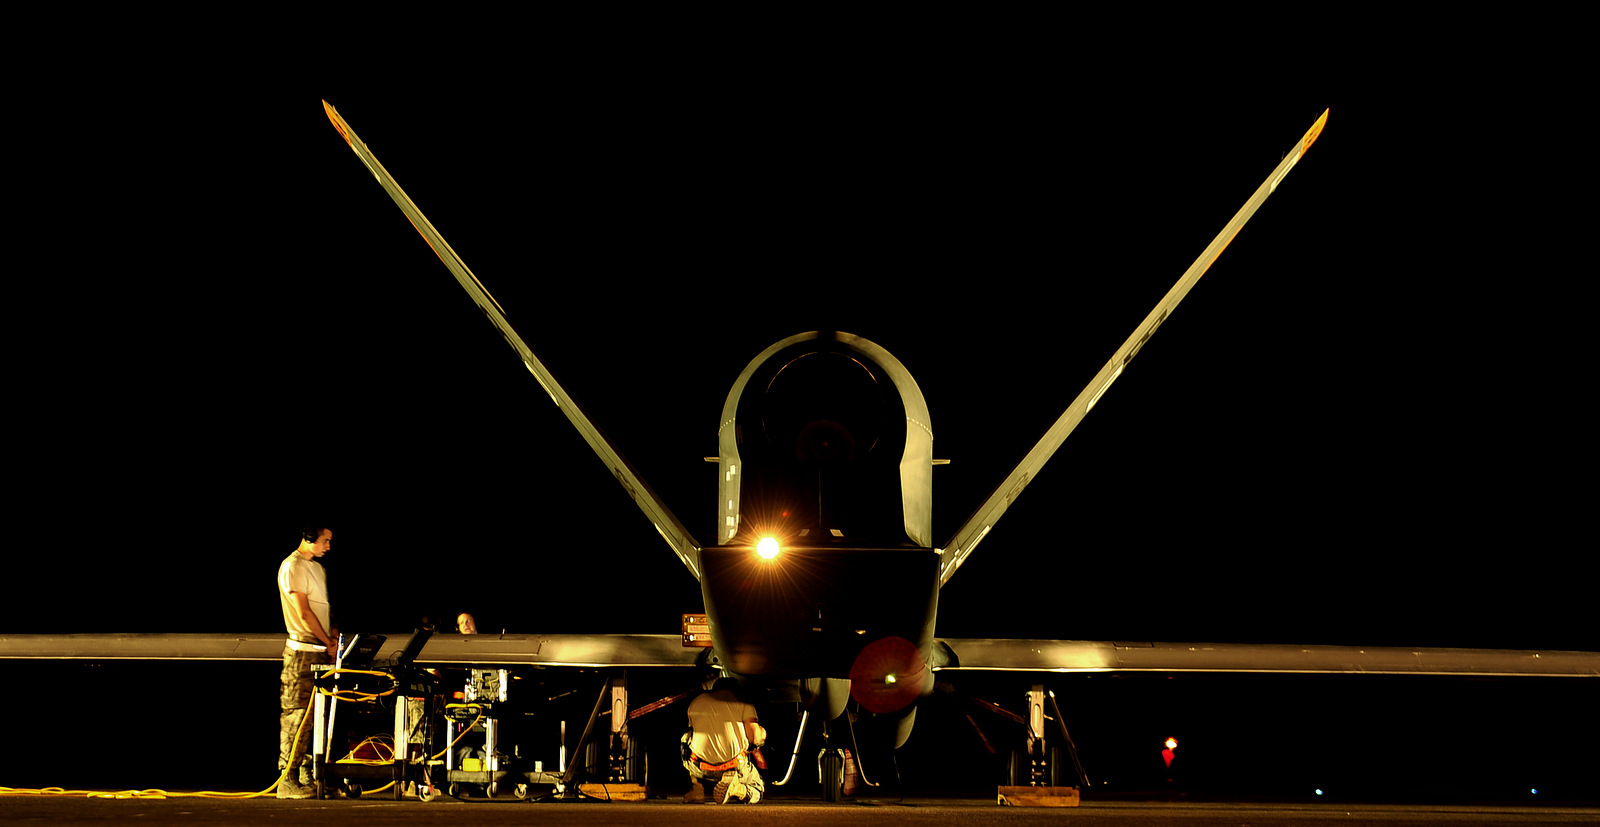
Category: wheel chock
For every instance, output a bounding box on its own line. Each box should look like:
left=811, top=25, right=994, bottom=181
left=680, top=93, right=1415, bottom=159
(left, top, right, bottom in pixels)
left=997, top=785, right=1079, bottom=807
left=577, top=782, right=647, bottom=802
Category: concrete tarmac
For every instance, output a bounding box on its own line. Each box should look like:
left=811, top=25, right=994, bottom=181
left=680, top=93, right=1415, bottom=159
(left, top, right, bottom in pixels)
left=3, top=794, right=1596, bottom=826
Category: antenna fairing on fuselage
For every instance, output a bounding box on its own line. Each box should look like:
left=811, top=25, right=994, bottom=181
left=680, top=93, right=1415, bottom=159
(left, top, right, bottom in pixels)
left=717, top=331, right=933, bottom=550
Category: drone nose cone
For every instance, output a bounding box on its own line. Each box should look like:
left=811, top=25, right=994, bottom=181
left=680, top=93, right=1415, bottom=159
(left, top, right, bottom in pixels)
left=848, top=635, right=930, bottom=713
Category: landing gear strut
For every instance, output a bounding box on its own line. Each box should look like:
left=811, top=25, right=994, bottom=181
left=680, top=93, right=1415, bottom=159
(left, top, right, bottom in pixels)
left=1005, top=684, right=1089, bottom=789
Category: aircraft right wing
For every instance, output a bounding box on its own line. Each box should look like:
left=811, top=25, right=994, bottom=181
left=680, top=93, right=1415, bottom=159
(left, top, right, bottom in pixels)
left=0, top=632, right=704, bottom=668
left=938, top=110, right=1329, bottom=585
left=8, top=633, right=1592, bottom=676
left=934, top=638, right=1600, bottom=677
left=323, top=101, right=703, bottom=581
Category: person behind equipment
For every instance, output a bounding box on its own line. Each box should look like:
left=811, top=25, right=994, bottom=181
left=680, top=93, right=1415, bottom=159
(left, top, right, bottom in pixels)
left=683, top=677, right=766, bottom=804
left=277, top=523, right=336, bottom=800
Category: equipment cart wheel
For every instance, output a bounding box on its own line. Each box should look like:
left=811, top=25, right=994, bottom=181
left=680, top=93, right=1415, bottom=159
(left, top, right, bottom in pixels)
left=419, top=783, right=439, bottom=802
left=448, top=783, right=461, bottom=798
left=346, top=780, right=363, bottom=799
left=514, top=782, right=529, bottom=800
left=487, top=781, right=499, bottom=798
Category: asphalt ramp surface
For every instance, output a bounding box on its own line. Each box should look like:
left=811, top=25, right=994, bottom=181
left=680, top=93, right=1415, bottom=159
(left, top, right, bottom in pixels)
left=3, top=795, right=1598, bottom=826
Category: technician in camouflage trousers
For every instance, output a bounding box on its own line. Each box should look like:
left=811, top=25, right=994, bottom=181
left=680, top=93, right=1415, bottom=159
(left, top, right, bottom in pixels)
left=683, top=678, right=765, bottom=804
left=277, top=526, right=337, bottom=799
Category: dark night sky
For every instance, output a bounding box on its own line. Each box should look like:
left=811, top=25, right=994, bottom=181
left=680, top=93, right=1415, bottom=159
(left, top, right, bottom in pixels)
left=12, top=68, right=1588, bottom=654
left=2, top=39, right=1592, bottom=801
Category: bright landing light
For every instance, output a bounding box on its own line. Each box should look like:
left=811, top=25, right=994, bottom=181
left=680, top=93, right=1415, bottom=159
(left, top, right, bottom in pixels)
left=757, top=537, right=780, bottom=560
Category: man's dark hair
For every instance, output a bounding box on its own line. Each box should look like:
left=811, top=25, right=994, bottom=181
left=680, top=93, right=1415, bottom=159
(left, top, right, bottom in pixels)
left=300, top=524, right=331, bottom=544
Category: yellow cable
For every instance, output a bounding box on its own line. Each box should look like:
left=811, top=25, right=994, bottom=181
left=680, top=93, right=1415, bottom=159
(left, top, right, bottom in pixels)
left=337, top=734, right=397, bottom=765
left=434, top=706, right=485, bottom=760
left=6, top=671, right=432, bottom=800
left=2, top=687, right=316, bottom=800
left=316, top=668, right=398, bottom=703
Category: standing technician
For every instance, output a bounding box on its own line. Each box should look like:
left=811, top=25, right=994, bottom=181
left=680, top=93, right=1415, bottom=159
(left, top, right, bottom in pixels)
left=277, top=524, right=337, bottom=800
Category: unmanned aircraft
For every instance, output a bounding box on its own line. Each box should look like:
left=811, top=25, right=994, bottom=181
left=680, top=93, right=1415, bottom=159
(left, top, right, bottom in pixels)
left=5, top=102, right=1594, bottom=803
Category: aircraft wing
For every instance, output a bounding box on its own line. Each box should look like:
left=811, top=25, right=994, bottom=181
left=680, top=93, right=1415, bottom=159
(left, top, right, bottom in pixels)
left=937, top=110, right=1330, bottom=585
left=934, top=638, right=1600, bottom=677
left=0, top=633, right=704, bottom=668
left=12, top=633, right=1591, bottom=677
left=322, top=101, right=703, bottom=581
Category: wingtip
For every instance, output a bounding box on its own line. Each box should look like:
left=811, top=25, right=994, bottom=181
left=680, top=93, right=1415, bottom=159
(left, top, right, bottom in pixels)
left=1299, top=108, right=1329, bottom=157
left=323, top=99, right=352, bottom=146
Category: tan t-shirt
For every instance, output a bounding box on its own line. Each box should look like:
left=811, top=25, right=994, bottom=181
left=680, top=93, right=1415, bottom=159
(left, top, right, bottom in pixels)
left=687, top=690, right=758, bottom=764
left=278, top=552, right=329, bottom=647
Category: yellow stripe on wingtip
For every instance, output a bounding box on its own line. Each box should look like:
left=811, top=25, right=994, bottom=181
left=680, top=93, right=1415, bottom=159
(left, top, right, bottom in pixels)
left=1299, top=108, right=1329, bottom=157
left=322, top=100, right=352, bottom=146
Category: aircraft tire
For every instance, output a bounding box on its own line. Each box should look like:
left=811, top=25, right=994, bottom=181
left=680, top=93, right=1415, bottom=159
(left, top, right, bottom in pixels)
left=1004, top=747, right=1027, bottom=787
left=1004, top=745, right=1067, bottom=786
left=584, top=736, right=643, bottom=783
left=820, top=750, right=843, bottom=802
left=626, top=740, right=644, bottom=785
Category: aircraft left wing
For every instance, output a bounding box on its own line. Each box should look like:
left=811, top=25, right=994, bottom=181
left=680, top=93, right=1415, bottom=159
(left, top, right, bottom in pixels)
left=10, top=634, right=1591, bottom=677
left=0, top=633, right=703, bottom=668
left=938, top=110, right=1329, bottom=585
left=323, top=101, right=703, bottom=581
left=934, top=638, right=1600, bottom=677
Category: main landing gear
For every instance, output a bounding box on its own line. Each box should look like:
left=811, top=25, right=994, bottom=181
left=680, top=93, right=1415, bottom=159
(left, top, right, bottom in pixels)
left=994, top=684, right=1089, bottom=806
left=771, top=703, right=879, bottom=802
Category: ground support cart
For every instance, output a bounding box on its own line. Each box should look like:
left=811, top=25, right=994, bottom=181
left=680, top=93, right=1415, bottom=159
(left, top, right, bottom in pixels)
left=309, top=662, right=438, bottom=800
